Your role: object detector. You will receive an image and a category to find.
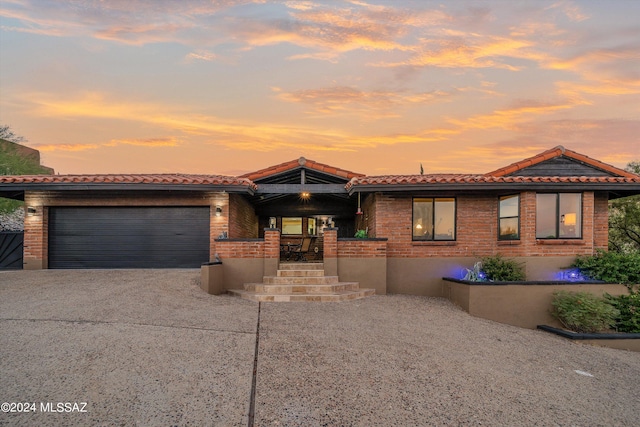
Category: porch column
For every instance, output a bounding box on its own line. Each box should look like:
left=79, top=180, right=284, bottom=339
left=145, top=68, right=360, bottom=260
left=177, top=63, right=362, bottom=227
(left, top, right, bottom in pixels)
left=323, top=228, right=338, bottom=276
left=263, top=228, right=280, bottom=276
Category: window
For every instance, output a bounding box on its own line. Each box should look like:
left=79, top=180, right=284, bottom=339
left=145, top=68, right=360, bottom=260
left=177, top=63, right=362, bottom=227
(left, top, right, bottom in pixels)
left=536, top=193, right=582, bottom=239
left=499, top=195, right=520, bottom=240
left=282, top=217, right=302, bottom=235
left=308, top=218, right=316, bottom=235
left=413, top=198, right=456, bottom=241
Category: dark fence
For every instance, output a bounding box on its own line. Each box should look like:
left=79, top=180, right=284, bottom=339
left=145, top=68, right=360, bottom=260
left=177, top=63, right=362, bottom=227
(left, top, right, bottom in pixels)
left=0, top=232, right=23, bottom=270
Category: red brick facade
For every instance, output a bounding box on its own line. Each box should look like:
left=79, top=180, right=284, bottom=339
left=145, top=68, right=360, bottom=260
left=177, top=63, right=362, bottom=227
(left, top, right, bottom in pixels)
left=367, top=191, right=607, bottom=259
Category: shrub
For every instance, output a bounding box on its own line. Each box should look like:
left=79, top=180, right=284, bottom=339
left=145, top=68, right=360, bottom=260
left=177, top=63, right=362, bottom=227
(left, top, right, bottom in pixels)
left=551, top=291, right=620, bottom=333
left=605, top=290, right=640, bottom=333
left=354, top=229, right=368, bottom=238
left=571, top=250, right=640, bottom=286
left=480, top=254, right=526, bottom=281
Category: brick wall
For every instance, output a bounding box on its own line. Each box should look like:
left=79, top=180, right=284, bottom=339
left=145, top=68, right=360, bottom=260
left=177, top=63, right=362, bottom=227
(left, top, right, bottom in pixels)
left=228, top=194, right=258, bottom=238
left=337, top=239, right=387, bottom=258
left=215, top=239, right=265, bottom=259
left=23, top=190, right=230, bottom=267
left=374, top=191, right=606, bottom=259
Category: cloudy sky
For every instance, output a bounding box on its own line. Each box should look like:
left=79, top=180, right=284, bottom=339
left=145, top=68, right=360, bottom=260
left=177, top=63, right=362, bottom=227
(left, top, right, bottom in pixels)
left=1, top=0, right=638, bottom=176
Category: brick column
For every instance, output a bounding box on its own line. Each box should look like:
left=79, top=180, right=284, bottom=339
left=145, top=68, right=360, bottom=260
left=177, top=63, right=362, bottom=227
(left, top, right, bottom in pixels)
left=23, top=195, right=46, bottom=269
left=263, top=228, right=280, bottom=276
left=323, top=228, right=338, bottom=276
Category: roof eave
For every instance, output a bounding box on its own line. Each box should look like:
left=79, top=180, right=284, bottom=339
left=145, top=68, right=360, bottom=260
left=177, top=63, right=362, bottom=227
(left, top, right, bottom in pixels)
left=0, top=183, right=256, bottom=196
left=348, top=182, right=640, bottom=195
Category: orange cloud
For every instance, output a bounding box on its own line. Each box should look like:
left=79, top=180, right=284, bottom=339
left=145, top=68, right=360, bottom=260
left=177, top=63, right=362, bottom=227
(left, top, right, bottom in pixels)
left=185, top=50, right=218, bottom=62
left=275, top=86, right=454, bottom=117
left=374, top=33, right=545, bottom=71
left=447, top=99, right=585, bottom=131
left=106, top=137, right=181, bottom=147
left=34, top=143, right=100, bottom=152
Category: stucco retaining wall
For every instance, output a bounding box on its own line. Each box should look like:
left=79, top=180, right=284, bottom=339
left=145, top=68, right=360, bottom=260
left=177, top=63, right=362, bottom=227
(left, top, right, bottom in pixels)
left=442, top=279, right=629, bottom=329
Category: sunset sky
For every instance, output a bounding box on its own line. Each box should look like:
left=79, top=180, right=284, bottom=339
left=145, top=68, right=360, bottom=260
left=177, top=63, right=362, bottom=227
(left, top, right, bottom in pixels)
left=1, top=0, right=638, bottom=176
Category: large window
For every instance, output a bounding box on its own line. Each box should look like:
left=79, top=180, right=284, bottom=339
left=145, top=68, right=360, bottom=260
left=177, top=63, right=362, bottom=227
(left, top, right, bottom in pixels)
left=282, top=217, right=303, bottom=235
left=499, top=195, right=520, bottom=240
left=413, top=198, right=456, bottom=241
left=536, top=193, right=582, bottom=239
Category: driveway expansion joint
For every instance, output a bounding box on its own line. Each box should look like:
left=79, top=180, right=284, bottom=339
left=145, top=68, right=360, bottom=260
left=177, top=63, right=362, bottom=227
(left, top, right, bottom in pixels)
left=0, top=317, right=255, bottom=335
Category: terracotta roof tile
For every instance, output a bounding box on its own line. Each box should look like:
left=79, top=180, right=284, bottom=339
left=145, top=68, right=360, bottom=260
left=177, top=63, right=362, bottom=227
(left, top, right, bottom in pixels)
left=240, top=157, right=365, bottom=181
left=346, top=174, right=640, bottom=190
left=486, top=145, right=637, bottom=178
left=0, top=174, right=257, bottom=189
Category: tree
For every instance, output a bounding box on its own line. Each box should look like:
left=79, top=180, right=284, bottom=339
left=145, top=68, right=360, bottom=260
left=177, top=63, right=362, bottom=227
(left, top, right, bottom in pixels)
left=608, top=161, right=640, bottom=253
left=0, top=125, right=27, bottom=143
left=0, top=126, right=49, bottom=213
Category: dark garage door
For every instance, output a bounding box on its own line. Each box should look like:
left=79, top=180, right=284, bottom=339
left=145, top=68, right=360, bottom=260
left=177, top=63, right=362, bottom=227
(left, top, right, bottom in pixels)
left=49, top=207, right=210, bottom=268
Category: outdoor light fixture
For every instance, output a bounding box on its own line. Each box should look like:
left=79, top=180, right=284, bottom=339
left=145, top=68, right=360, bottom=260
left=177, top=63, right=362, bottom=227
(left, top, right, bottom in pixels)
left=300, top=191, right=310, bottom=200
left=215, top=205, right=222, bottom=217
left=269, top=217, right=276, bottom=228
left=27, top=206, right=36, bottom=216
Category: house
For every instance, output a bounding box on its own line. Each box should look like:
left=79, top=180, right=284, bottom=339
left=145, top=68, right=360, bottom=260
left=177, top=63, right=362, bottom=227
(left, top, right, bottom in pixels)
left=1, top=146, right=639, bottom=297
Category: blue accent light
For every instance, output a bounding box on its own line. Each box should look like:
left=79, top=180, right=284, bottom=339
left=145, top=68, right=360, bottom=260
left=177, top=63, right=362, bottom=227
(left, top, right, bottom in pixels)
left=556, top=268, right=587, bottom=282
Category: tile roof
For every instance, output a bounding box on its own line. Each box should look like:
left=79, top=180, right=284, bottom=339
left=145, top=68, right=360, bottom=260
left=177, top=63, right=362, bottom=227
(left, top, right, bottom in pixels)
left=0, top=174, right=257, bottom=189
left=346, top=174, right=640, bottom=190
left=240, top=157, right=365, bottom=181
left=485, top=145, right=637, bottom=178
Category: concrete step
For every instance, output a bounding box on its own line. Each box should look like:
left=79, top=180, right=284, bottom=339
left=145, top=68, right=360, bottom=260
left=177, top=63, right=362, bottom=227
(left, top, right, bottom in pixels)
left=279, top=262, right=324, bottom=270
left=228, top=288, right=375, bottom=302
left=244, top=282, right=361, bottom=294
left=263, top=275, right=340, bottom=285
left=277, top=269, right=325, bottom=277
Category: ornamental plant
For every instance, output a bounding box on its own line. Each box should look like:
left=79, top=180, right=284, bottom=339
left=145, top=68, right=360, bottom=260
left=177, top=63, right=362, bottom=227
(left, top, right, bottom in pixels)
left=480, top=254, right=526, bottom=281
left=571, top=250, right=640, bottom=286
left=354, top=229, right=368, bottom=238
left=551, top=291, right=620, bottom=333
left=605, top=290, right=640, bottom=333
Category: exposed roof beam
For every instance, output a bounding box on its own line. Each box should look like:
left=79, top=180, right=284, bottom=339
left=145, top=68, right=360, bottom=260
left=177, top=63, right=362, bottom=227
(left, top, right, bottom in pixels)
left=255, top=183, right=347, bottom=194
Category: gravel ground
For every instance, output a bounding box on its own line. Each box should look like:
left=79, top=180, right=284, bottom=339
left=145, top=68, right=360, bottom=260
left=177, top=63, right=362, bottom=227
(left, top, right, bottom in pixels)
left=1, top=270, right=639, bottom=426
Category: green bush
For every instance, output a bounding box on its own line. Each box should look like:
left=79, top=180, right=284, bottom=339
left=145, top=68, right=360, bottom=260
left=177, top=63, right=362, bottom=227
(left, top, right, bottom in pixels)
left=571, top=250, right=640, bottom=286
left=354, top=229, right=368, bottom=238
left=551, top=291, right=620, bottom=333
left=605, top=290, right=640, bottom=333
left=480, top=254, right=526, bottom=281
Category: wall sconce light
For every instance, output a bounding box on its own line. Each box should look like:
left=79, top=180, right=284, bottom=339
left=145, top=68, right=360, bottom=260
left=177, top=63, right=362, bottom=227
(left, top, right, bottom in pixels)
left=215, top=205, right=222, bottom=217
left=27, top=206, right=37, bottom=216
left=269, top=217, right=276, bottom=228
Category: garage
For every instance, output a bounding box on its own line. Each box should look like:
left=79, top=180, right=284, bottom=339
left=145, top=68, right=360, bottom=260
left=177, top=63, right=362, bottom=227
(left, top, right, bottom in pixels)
left=48, top=207, right=210, bottom=268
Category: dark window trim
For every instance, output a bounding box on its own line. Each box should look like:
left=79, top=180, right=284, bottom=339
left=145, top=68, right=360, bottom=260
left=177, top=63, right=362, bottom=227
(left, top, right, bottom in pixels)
left=498, top=194, right=520, bottom=241
left=412, top=197, right=457, bottom=242
left=536, top=193, right=583, bottom=240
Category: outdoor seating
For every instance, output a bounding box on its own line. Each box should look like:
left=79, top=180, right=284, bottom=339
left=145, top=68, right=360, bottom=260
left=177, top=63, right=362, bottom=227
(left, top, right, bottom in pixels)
left=289, top=237, right=314, bottom=261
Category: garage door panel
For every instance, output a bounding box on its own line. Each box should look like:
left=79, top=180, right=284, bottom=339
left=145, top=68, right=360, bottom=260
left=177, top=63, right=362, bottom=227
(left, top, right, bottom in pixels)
left=49, top=207, right=210, bottom=268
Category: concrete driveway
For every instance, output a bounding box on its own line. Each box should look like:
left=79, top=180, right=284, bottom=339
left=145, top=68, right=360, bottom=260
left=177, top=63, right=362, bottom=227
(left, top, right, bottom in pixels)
left=1, top=270, right=638, bottom=426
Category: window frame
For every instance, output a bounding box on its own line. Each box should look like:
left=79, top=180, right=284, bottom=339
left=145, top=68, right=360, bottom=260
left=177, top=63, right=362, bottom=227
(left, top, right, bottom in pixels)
left=281, top=217, right=303, bottom=235
left=498, top=194, right=520, bottom=241
left=535, top=193, right=583, bottom=240
left=412, top=197, right=457, bottom=241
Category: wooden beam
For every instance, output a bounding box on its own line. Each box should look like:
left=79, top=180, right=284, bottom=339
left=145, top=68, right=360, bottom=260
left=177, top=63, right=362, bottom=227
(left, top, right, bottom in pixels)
left=255, top=183, right=347, bottom=194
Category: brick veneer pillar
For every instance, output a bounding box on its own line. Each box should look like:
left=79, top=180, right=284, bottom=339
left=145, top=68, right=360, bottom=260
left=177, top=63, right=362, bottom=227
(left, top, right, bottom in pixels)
left=263, top=228, right=280, bottom=276
left=323, top=228, right=338, bottom=276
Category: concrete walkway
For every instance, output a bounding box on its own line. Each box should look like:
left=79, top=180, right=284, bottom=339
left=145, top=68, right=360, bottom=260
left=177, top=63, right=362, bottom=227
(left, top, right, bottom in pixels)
left=1, top=270, right=638, bottom=426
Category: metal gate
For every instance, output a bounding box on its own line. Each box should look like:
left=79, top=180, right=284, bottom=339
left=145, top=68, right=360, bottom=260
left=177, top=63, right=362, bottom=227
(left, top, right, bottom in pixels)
left=0, top=232, right=23, bottom=270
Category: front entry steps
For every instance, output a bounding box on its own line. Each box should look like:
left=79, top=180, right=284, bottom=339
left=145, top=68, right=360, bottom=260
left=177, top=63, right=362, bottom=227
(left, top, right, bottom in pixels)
left=229, top=262, right=375, bottom=302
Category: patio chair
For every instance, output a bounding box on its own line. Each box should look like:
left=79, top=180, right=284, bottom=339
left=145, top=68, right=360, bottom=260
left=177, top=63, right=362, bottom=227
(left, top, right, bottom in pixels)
left=290, top=237, right=314, bottom=261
